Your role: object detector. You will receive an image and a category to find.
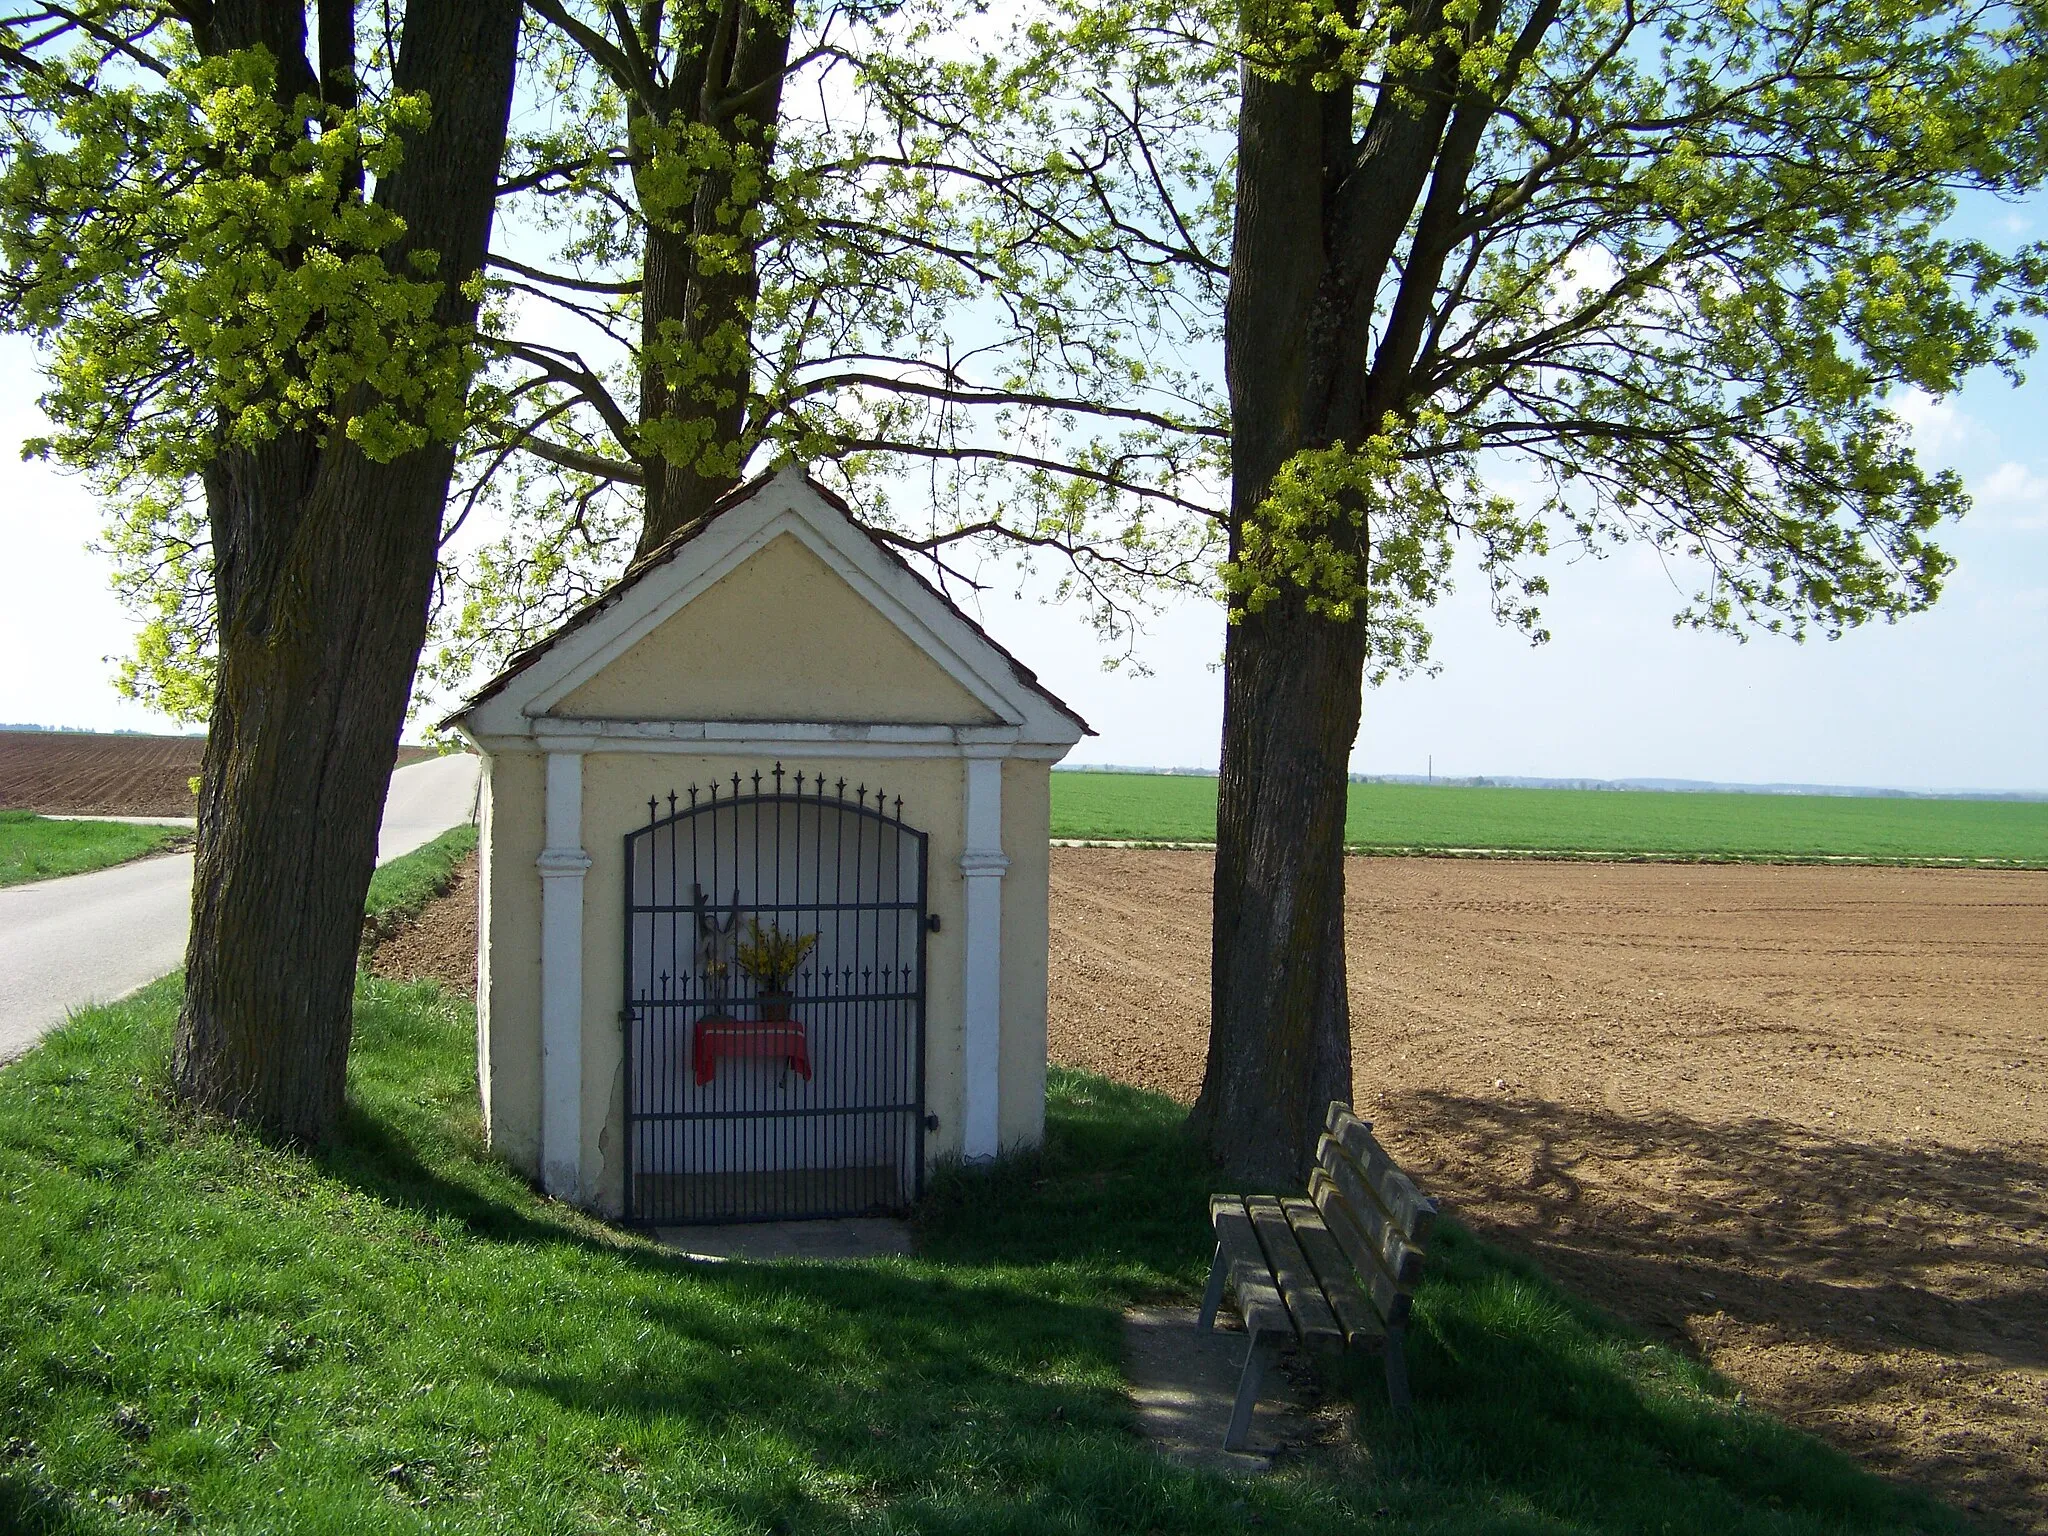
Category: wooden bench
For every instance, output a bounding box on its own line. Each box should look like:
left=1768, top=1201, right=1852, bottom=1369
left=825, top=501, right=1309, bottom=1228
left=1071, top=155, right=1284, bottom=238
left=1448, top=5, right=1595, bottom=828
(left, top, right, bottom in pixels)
left=1198, top=1102, right=1439, bottom=1450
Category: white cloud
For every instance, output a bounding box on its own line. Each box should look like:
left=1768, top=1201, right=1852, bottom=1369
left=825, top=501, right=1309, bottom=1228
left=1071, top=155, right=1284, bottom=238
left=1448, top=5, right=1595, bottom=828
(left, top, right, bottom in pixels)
left=1971, top=584, right=2048, bottom=621
left=1892, top=389, right=1974, bottom=456
left=1971, top=460, right=2048, bottom=531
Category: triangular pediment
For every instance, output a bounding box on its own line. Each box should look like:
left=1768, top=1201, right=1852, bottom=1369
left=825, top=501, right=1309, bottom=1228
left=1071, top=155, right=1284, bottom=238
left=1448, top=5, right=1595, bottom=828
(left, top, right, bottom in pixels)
left=551, top=532, right=999, bottom=724
left=450, top=466, right=1090, bottom=747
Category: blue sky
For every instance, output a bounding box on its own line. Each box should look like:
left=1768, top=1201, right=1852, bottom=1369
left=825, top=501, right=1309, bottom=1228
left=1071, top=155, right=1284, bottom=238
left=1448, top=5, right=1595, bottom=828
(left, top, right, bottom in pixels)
left=969, top=366, right=2048, bottom=791
left=3, top=206, right=2042, bottom=793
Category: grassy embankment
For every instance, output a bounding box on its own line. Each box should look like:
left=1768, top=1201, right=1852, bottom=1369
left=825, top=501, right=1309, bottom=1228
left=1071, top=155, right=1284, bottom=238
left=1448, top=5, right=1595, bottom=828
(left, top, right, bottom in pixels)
left=1052, top=771, right=2048, bottom=867
left=0, top=812, right=189, bottom=889
left=360, top=822, right=479, bottom=948
left=0, top=833, right=1967, bottom=1533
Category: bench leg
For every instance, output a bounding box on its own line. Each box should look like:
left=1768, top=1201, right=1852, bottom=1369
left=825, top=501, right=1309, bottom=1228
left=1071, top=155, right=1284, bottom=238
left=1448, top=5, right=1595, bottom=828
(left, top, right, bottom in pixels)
left=1383, top=1324, right=1413, bottom=1415
left=1223, top=1332, right=1279, bottom=1452
left=1197, top=1242, right=1226, bottom=1333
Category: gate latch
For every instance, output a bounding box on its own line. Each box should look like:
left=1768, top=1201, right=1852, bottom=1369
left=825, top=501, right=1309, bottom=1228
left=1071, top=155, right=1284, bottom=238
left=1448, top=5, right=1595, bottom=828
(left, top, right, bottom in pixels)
left=925, top=913, right=942, bottom=933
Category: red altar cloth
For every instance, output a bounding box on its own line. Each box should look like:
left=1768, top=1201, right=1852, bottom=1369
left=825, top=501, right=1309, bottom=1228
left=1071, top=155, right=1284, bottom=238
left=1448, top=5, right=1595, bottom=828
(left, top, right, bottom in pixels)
left=692, top=1017, right=812, bottom=1085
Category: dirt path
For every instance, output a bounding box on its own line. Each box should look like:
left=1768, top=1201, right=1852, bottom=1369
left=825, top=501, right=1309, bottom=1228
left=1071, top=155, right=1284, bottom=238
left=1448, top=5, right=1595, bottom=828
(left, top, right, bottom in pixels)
left=366, top=852, right=480, bottom=996
left=1049, top=849, right=2048, bottom=1533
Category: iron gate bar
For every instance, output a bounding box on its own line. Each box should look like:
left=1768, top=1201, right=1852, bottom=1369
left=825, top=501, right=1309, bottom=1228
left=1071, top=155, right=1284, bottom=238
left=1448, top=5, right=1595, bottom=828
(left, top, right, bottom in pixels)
left=631, top=902, right=922, bottom=913
left=631, top=1102, right=923, bottom=1122
left=622, top=765, right=929, bottom=1226
left=631, top=992, right=916, bottom=1008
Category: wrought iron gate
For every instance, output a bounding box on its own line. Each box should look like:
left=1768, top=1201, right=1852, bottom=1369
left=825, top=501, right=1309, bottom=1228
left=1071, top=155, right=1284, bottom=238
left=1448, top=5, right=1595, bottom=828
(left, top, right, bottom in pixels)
left=622, top=765, right=929, bottom=1224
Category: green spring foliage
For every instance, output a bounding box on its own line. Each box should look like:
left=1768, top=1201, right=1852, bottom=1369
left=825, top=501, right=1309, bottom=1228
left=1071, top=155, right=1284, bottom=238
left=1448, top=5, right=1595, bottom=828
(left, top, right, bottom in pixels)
left=1218, top=0, right=2048, bottom=664
left=6, top=0, right=2046, bottom=725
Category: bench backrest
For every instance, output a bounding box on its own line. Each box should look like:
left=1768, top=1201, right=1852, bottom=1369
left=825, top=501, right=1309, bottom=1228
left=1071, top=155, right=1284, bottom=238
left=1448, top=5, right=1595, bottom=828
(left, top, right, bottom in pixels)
left=1308, top=1102, right=1438, bottom=1328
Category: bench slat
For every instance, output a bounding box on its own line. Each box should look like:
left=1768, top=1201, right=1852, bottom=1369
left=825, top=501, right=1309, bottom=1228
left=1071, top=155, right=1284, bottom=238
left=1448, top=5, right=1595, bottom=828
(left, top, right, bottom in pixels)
left=1210, top=1195, right=1292, bottom=1338
left=1245, top=1195, right=1345, bottom=1348
left=1311, top=1170, right=1411, bottom=1327
left=1318, top=1134, right=1427, bottom=1290
left=1280, top=1197, right=1384, bottom=1351
left=1326, top=1106, right=1439, bottom=1245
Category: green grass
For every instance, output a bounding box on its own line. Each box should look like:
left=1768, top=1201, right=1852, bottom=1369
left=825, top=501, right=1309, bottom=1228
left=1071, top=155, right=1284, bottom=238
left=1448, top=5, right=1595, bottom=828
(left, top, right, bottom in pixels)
left=1051, top=771, right=2048, bottom=866
left=0, top=952, right=1968, bottom=1529
left=0, top=811, right=189, bottom=888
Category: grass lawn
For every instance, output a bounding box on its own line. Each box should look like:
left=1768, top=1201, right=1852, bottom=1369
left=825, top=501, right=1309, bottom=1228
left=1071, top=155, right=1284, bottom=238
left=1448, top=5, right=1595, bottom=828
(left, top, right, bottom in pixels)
left=0, top=836, right=1966, bottom=1534
left=1051, top=771, right=2048, bottom=867
left=0, top=811, right=189, bottom=889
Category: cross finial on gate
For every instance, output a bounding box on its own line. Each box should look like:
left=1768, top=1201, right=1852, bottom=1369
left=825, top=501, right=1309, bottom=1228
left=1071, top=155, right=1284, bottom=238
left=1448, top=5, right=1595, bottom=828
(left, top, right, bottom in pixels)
left=667, top=790, right=678, bottom=817
left=647, top=795, right=658, bottom=823
left=772, top=762, right=784, bottom=792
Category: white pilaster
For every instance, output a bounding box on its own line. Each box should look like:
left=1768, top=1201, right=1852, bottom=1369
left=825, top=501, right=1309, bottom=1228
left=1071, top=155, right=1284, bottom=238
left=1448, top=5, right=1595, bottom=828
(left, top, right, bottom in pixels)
left=960, top=751, right=1008, bottom=1161
left=537, top=750, right=590, bottom=1202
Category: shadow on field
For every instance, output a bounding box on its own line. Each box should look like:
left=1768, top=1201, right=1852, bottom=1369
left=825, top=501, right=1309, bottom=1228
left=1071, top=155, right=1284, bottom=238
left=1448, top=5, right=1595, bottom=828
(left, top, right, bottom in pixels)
left=1384, top=1088, right=2048, bottom=1530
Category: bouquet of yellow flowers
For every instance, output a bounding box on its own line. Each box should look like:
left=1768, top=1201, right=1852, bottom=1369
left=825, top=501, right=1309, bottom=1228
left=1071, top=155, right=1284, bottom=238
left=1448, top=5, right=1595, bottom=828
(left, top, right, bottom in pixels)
left=734, top=919, right=817, bottom=993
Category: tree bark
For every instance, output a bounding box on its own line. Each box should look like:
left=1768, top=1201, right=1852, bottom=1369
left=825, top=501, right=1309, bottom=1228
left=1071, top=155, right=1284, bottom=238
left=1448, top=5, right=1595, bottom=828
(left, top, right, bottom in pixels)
left=1192, top=594, right=1366, bottom=1185
left=1192, top=27, right=1461, bottom=1181
left=170, top=0, right=523, bottom=1145
left=631, top=0, right=795, bottom=556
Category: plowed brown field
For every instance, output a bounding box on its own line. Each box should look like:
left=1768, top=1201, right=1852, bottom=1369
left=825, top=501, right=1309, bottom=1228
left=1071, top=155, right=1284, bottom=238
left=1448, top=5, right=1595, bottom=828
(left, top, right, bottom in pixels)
left=0, top=730, right=444, bottom=816
left=0, top=730, right=203, bottom=815
left=1051, top=849, right=2048, bottom=1533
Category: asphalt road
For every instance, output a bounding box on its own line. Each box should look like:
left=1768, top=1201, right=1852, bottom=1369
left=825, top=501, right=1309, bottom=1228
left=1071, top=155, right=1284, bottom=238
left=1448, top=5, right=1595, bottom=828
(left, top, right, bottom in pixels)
left=0, top=753, right=480, bottom=1065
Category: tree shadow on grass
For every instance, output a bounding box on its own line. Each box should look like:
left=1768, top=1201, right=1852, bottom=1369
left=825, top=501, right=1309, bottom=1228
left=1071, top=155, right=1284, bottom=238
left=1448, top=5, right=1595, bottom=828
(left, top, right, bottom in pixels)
left=318, top=1043, right=1976, bottom=1535
left=10, top=985, right=1976, bottom=1535
left=0, top=1473, right=97, bottom=1536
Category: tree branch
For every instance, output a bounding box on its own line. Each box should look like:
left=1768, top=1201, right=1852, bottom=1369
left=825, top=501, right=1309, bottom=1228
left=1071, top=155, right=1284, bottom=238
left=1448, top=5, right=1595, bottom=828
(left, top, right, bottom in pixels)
left=486, top=251, right=640, bottom=295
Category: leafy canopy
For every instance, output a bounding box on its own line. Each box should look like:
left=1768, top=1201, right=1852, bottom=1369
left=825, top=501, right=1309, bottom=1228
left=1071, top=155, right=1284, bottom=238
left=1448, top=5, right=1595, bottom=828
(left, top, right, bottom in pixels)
left=7, top=0, right=2045, bottom=716
left=0, top=20, right=496, bottom=468
left=1214, top=0, right=2047, bottom=667
left=0, top=8, right=502, bottom=715
left=421, top=0, right=1234, bottom=708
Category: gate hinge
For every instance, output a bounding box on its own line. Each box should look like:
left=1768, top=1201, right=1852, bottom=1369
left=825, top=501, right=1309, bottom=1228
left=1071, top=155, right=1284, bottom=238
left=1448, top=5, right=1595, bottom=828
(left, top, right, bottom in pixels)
left=925, top=913, right=941, bottom=933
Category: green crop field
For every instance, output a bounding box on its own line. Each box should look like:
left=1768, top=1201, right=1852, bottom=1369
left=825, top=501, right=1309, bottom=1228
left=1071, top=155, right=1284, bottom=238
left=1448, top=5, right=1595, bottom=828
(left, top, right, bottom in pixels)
left=1049, top=771, right=2048, bottom=866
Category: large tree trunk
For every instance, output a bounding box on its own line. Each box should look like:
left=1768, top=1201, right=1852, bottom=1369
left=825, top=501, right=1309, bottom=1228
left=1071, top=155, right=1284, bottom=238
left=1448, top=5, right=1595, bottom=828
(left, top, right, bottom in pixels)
left=171, top=0, right=523, bottom=1145
left=631, top=0, right=795, bottom=556
left=1193, top=0, right=1478, bottom=1180
left=1189, top=61, right=1372, bottom=1182
left=1191, top=597, right=1365, bottom=1185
